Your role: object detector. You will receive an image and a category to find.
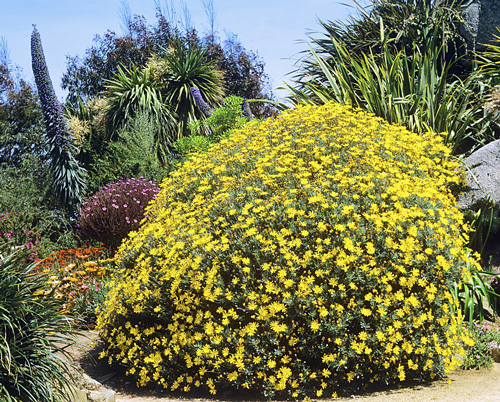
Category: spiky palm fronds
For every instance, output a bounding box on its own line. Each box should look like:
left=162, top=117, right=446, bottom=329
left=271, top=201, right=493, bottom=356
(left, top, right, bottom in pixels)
left=286, top=24, right=491, bottom=155
left=104, top=65, right=177, bottom=161
left=159, top=39, right=225, bottom=138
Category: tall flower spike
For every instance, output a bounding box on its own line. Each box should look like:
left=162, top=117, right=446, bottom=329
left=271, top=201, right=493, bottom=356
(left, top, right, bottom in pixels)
left=31, top=25, right=86, bottom=210
left=190, top=87, right=213, bottom=118
left=243, top=100, right=253, bottom=120
left=31, top=25, right=67, bottom=148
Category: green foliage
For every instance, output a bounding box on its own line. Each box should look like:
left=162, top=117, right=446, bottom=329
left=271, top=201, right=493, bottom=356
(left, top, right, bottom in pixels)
left=204, top=95, right=248, bottom=140
left=97, top=103, right=474, bottom=399
left=175, top=95, right=249, bottom=160
left=287, top=24, right=493, bottom=155
left=0, top=155, right=79, bottom=257
left=463, top=322, right=500, bottom=369
left=66, top=100, right=172, bottom=195
left=173, top=134, right=211, bottom=157
left=0, top=73, right=45, bottom=167
left=0, top=212, right=40, bottom=260
left=186, top=95, right=248, bottom=144
left=0, top=248, right=76, bottom=402
left=108, top=109, right=172, bottom=183
left=451, top=248, right=500, bottom=323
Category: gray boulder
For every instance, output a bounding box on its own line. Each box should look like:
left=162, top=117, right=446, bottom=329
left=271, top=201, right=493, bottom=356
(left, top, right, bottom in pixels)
left=458, top=139, right=500, bottom=211
left=461, top=0, right=500, bottom=50
left=489, top=340, right=500, bottom=363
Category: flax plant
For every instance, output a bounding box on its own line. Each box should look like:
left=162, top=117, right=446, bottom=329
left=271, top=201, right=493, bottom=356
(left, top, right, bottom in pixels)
left=287, top=24, right=492, bottom=155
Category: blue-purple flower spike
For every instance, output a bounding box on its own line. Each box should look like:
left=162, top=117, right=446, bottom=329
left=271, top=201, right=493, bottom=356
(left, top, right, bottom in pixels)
left=243, top=100, right=253, bottom=120
left=31, top=25, right=68, bottom=149
left=190, top=87, right=213, bottom=118
left=31, top=25, right=86, bottom=209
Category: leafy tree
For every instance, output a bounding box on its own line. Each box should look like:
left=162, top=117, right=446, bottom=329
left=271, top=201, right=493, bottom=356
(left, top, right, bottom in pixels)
left=62, top=11, right=273, bottom=113
left=62, top=14, right=181, bottom=104
left=0, top=66, right=45, bottom=167
left=203, top=35, right=274, bottom=117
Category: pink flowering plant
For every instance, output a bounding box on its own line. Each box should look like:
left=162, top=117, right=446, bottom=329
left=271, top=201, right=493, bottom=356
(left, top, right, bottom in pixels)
left=77, top=177, right=160, bottom=251
left=0, top=212, right=41, bottom=260
left=463, top=322, right=500, bottom=369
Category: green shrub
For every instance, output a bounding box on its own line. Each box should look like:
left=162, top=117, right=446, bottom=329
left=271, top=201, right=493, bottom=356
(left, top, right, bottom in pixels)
left=0, top=248, right=76, bottom=402
left=191, top=95, right=249, bottom=138
left=173, top=134, right=212, bottom=157
left=0, top=212, right=41, bottom=260
left=176, top=95, right=250, bottom=160
left=97, top=103, right=475, bottom=399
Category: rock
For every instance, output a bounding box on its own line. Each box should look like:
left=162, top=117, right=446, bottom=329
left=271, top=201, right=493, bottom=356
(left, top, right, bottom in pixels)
left=490, top=341, right=500, bottom=363
left=87, top=389, right=115, bottom=402
left=66, top=371, right=116, bottom=402
left=461, top=0, right=500, bottom=50
left=458, top=139, right=500, bottom=211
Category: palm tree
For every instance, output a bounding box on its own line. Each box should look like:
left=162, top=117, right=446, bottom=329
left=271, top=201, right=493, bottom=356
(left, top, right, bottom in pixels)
left=102, top=39, right=224, bottom=162
left=103, top=64, right=176, bottom=161
left=156, top=38, right=225, bottom=138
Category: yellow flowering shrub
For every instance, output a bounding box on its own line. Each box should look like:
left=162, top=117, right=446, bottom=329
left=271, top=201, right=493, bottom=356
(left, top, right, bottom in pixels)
left=96, top=103, right=476, bottom=399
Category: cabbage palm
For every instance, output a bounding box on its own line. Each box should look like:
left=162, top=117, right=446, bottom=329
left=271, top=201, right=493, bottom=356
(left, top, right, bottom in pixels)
left=104, top=65, right=176, bottom=161
left=158, top=39, right=224, bottom=139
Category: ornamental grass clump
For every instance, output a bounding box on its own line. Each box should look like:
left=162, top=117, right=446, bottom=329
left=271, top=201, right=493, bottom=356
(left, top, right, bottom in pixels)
left=97, top=103, right=476, bottom=399
left=77, top=177, right=160, bottom=251
left=0, top=248, right=76, bottom=402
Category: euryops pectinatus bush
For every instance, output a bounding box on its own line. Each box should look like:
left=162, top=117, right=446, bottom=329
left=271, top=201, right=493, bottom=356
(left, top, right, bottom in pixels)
left=97, top=103, right=476, bottom=399
left=78, top=177, right=159, bottom=250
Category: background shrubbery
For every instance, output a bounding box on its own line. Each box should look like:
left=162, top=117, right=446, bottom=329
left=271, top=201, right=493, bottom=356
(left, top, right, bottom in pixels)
left=97, top=103, right=475, bottom=399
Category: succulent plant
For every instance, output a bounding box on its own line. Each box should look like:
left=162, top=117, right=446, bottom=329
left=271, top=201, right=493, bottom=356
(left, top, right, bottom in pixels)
left=31, top=25, right=86, bottom=209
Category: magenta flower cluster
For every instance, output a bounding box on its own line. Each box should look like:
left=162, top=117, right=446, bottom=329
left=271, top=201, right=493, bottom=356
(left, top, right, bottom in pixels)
left=0, top=212, right=41, bottom=260
left=77, top=177, right=160, bottom=251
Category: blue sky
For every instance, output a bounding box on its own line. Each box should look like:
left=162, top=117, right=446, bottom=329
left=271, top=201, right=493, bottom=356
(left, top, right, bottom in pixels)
left=0, top=0, right=361, bottom=101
